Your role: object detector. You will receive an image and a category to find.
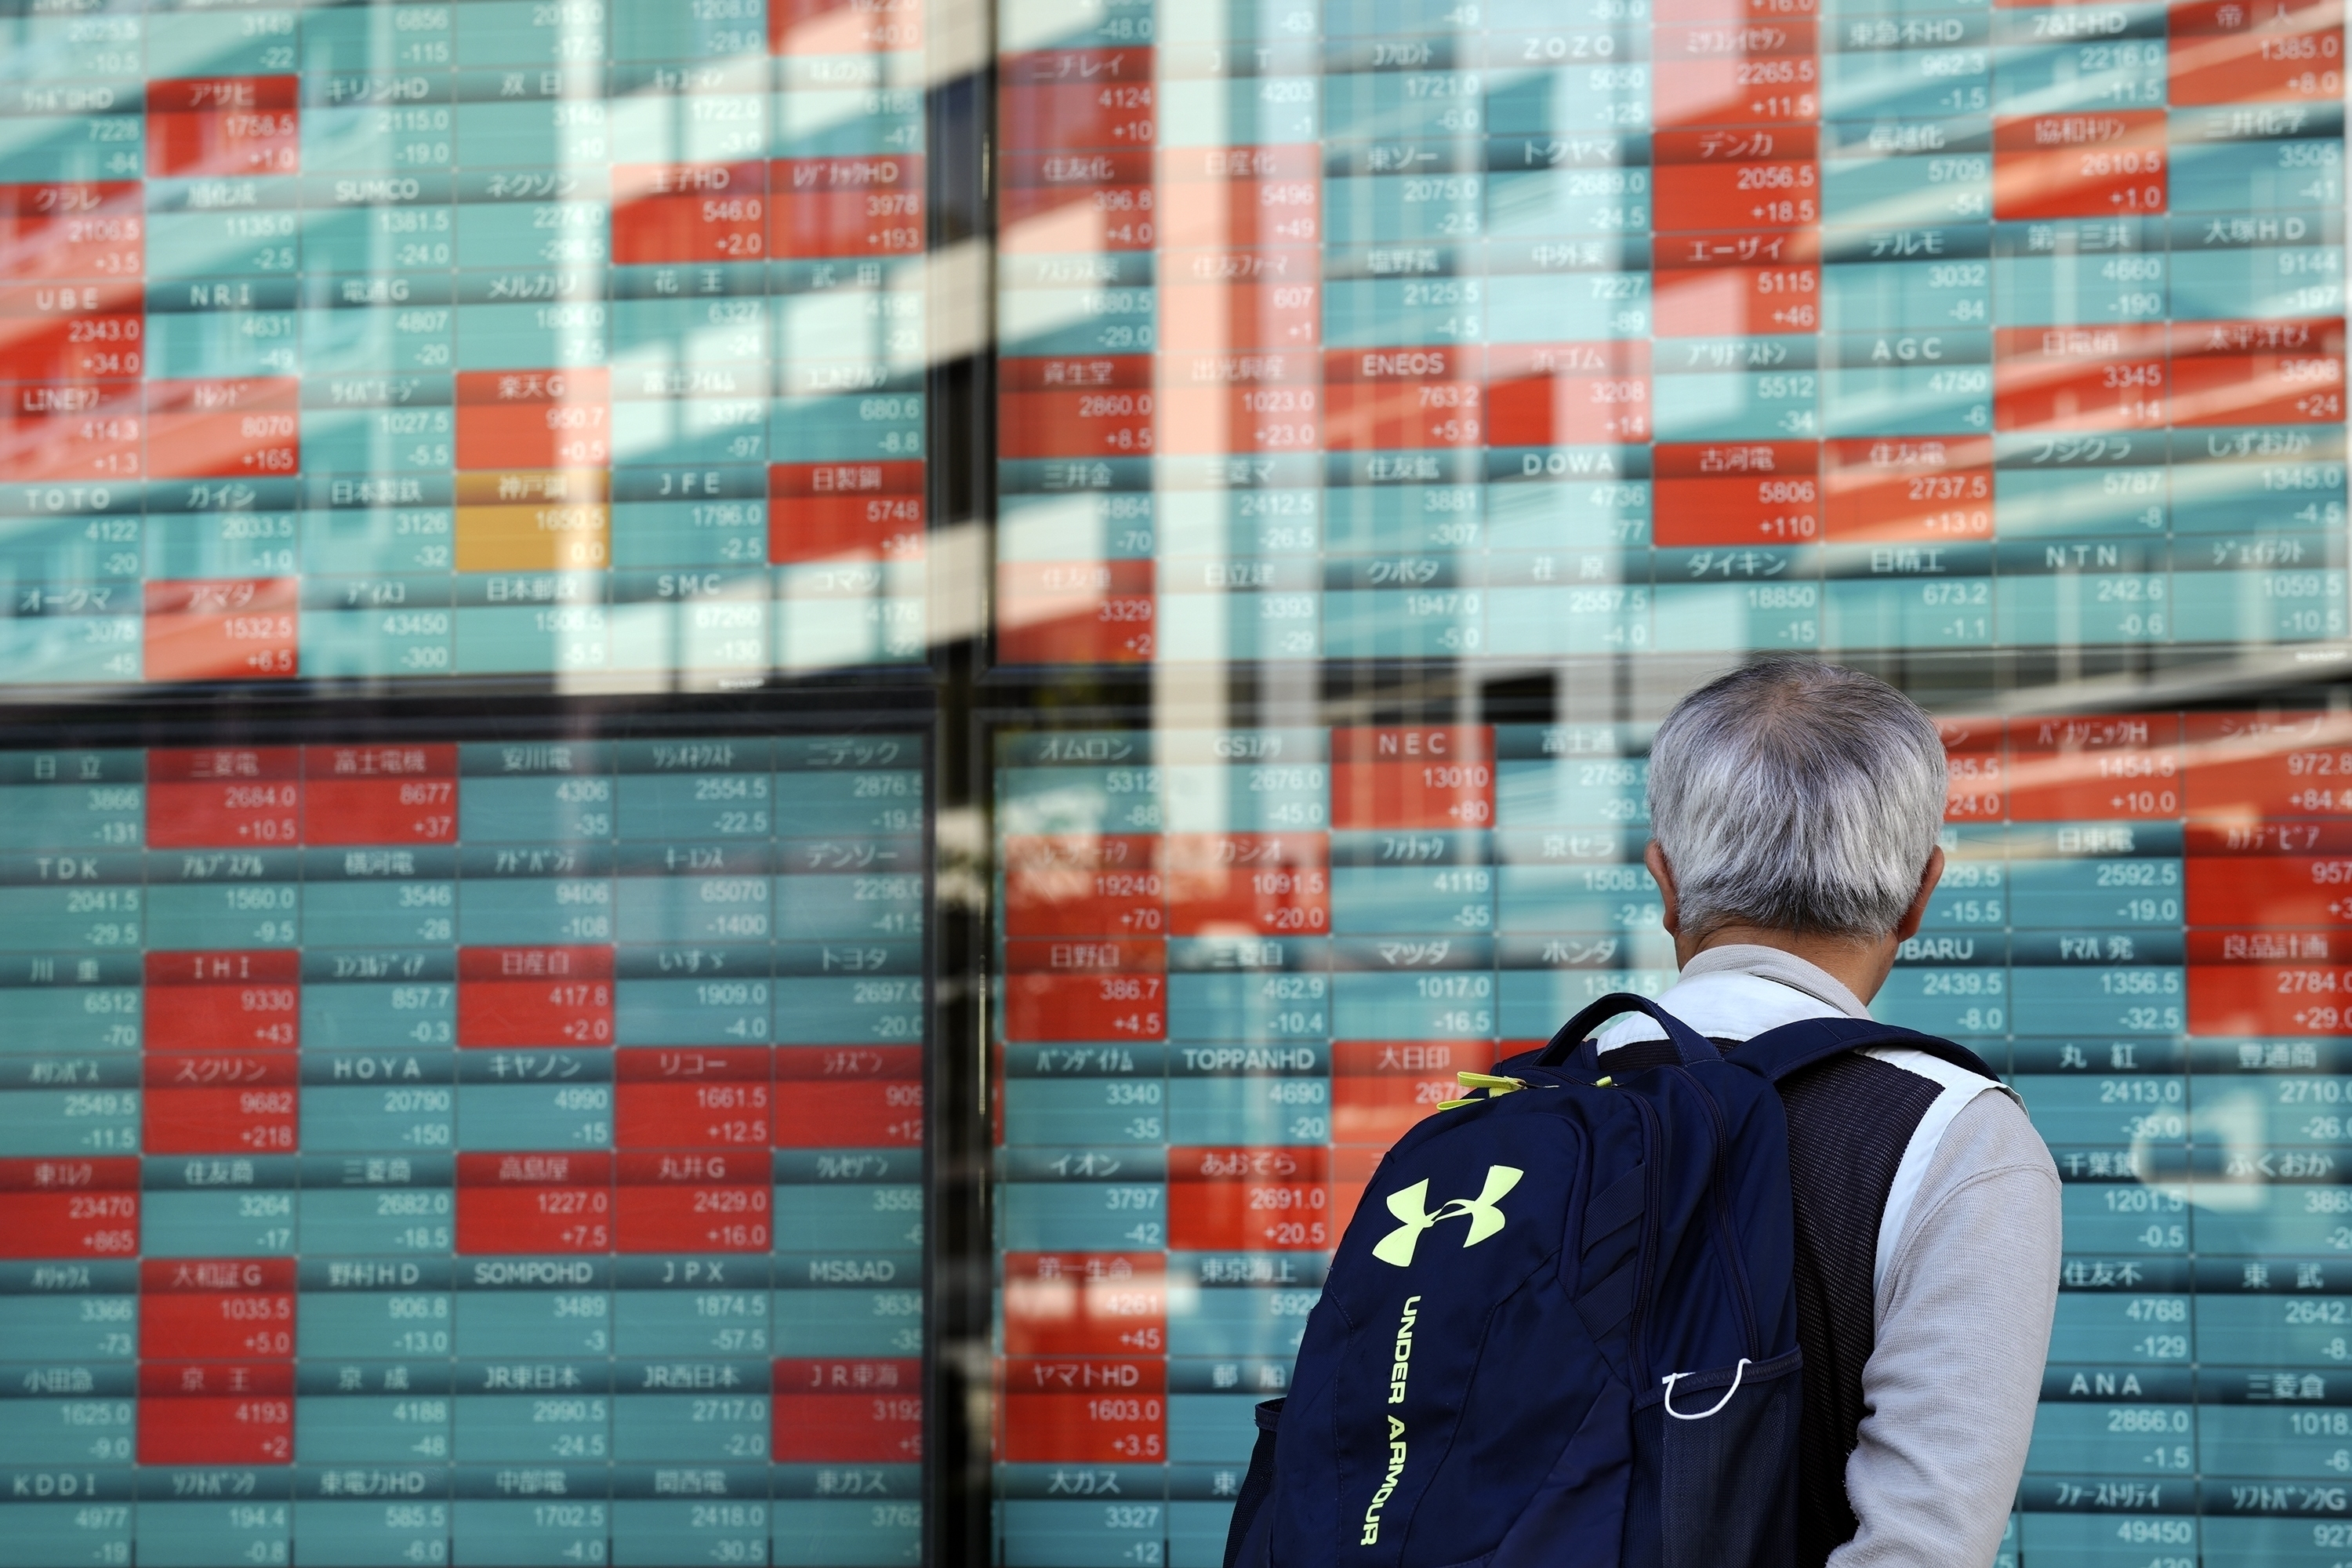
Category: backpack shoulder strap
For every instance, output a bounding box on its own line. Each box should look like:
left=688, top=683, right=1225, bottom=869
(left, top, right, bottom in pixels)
left=1730, top=1016, right=1999, bottom=1085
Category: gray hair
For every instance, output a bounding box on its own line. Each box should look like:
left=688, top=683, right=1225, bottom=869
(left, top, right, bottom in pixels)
left=1646, top=659, right=1947, bottom=941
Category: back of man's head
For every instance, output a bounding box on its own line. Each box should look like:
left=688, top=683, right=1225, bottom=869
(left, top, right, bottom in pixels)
left=1648, top=659, right=1947, bottom=942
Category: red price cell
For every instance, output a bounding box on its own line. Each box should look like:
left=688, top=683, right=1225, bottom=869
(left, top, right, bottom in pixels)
left=771, top=1359, right=923, bottom=1461
left=456, top=1152, right=613, bottom=1254
left=2185, top=713, right=2352, bottom=816
left=1993, top=111, right=2167, bottom=219
left=1156, top=145, right=1323, bottom=249
left=1653, top=128, right=1820, bottom=232
left=1000, top=53, right=1156, bottom=152
left=1486, top=343, right=1652, bottom=446
left=771, top=1045, right=925, bottom=1147
left=0, top=383, right=143, bottom=480
left=1323, top=347, right=1484, bottom=451
left=147, top=749, right=301, bottom=845
left=1330, top=1040, right=1497, bottom=1147
left=768, top=460, right=927, bottom=564
left=1994, top=325, right=2169, bottom=431
left=1160, top=280, right=1321, bottom=354
left=617, top=1048, right=774, bottom=1148
left=143, top=578, right=299, bottom=682
left=0, top=1158, right=138, bottom=1258
left=1155, top=373, right=1324, bottom=456
left=1000, top=971, right=1166, bottom=1043
left=456, top=368, right=609, bottom=470
left=142, top=951, right=301, bottom=1051
left=1164, top=833, right=1330, bottom=938
left=997, top=1358, right=1163, bottom=1463
left=770, top=0, right=922, bottom=53
left=1651, top=23, right=1820, bottom=129
left=1654, top=441, right=1820, bottom=546
left=2186, top=837, right=2352, bottom=926
left=612, top=162, right=767, bottom=264
left=0, top=183, right=145, bottom=281
left=770, top=156, right=924, bottom=257
left=1000, top=355, right=1157, bottom=458
left=2169, top=2, right=2343, bottom=104
left=1330, top=726, right=1494, bottom=829
left=138, top=1362, right=294, bottom=1465
left=299, top=744, right=459, bottom=844
left=997, top=152, right=1152, bottom=255
left=1941, top=718, right=2008, bottom=821
left=146, top=76, right=299, bottom=177
left=1655, top=0, right=1817, bottom=20
left=2004, top=713, right=2184, bottom=821
left=1005, top=834, right=1167, bottom=938
left=0, top=284, right=144, bottom=380
left=139, top=1258, right=295, bottom=1359
left=1823, top=437, right=1993, bottom=542
left=996, top=557, right=1156, bottom=665
left=1167, top=1146, right=1331, bottom=1251
left=615, top=1152, right=769, bottom=1251
left=143, top=1050, right=298, bottom=1155
left=145, top=376, right=299, bottom=479
left=1001, top=1254, right=1167, bottom=1356
left=457, top=946, right=615, bottom=1047
left=2170, top=318, right=2344, bottom=426
left=2187, top=933, right=2352, bottom=1035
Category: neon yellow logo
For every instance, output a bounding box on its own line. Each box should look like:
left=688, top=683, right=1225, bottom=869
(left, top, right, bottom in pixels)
left=1370, top=1165, right=1524, bottom=1267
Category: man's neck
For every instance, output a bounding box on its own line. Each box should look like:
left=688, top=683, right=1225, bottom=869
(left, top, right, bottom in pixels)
left=1676, top=924, right=1900, bottom=1005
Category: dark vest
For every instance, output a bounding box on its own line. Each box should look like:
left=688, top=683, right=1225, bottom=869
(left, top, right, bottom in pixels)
left=1602, top=1036, right=1941, bottom=1566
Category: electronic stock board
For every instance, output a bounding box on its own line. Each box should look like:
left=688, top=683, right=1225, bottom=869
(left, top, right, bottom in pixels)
left=986, top=0, right=2352, bottom=1550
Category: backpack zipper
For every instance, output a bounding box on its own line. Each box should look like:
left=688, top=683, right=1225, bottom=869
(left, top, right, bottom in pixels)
left=1627, top=1089, right=1665, bottom=1370
left=1670, top=1064, right=1762, bottom=1360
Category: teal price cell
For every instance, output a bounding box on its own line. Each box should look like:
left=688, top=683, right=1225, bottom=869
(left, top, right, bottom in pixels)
left=2010, top=964, right=2183, bottom=1035
left=1330, top=970, right=1493, bottom=1036
left=455, top=197, right=608, bottom=271
left=1167, top=1073, right=1330, bottom=1145
left=1323, top=483, right=1480, bottom=554
left=298, top=586, right=457, bottom=681
left=612, top=0, right=765, bottom=60
left=2057, top=1167, right=2190, bottom=1254
left=139, top=1185, right=299, bottom=1257
left=289, top=1497, right=453, bottom=1568
left=2193, top=1290, right=2352, bottom=1366
left=455, top=299, right=608, bottom=372
left=457, top=1082, right=613, bottom=1149
left=0, top=11, right=143, bottom=79
left=301, top=982, right=456, bottom=1052
left=1651, top=575, right=1824, bottom=653
left=1820, top=156, right=1991, bottom=229
left=768, top=392, right=924, bottom=463
left=0, top=512, right=143, bottom=597
left=301, top=103, right=459, bottom=174
left=0, top=611, right=145, bottom=686
left=612, top=1389, right=770, bottom=1462
left=770, top=1277, right=924, bottom=1356
left=0, top=1388, right=133, bottom=1465
left=1320, top=73, right=1483, bottom=142
left=2172, top=243, right=2347, bottom=321
left=2013, top=1073, right=2186, bottom=1145
left=296, top=1293, right=456, bottom=1360
left=1500, top=965, right=1676, bottom=1037
left=2173, top=459, right=2344, bottom=535
left=1820, top=253, right=1993, bottom=332
left=2169, top=128, right=2344, bottom=212
left=772, top=85, right=925, bottom=159
left=2192, top=1178, right=2352, bottom=1255
left=772, top=1497, right=920, bottom=1566
left=1322, top=277, right=1494, bottom=349
left=1004, top=1076, right=1170, bottom=1146
left=1820, top=361, right=1989, bottom=437
left=301, top=1185, right=455, bottom=1254
left=1169, top=974, right=1329, bottom=1041
left=616, top=870, right=774, bottom=943
left=1994, top=567, right=2173, bottom=647
left=0, top=1497, right=136, bottom=1567
left=454, top=1, right=612, bottom=67
left=1483, top=70, right=1650, bottom=136
left=0, top=1084, right=140, bottom=1156
left=613, top=394, right=768, bottom=466
left=1165, top=1284, right=1314, bottom=1360
left=131, top=1498, right=290, bottom=1568
left=2006, top=856, right=2183, bottom=927
left=608, top=499, right=768, bottom=570
left=615, top=1290, right=771, bottom=1358
left=301, top=505, right=458, bottom=575
left=1496, top=756, right=1646, bottom=829
left=1873, top=961, right=2008, bottom=1036
left=772, top=1156, right=924, bottom=1252
left=775, top=871, right=921, bottom=939
left=1487, top=579, right=1656, bottom=656
left=1487, top=270, right=1652, bottom=342
left=303, top=879, right=459, bottom=947
left=459, top=768, right=619, bottom=844
left=456, top=876, right=615, bottom=946
left=768, top=772, right=925, bottom=837
left=1652, top=368, right=1819, bottom=442
left=1993, top=252, right=2167, bottom=325
left=1823, top=46, right=1990, bottom=120
left=2045, top=1283, right=2194, bottom=1363
left=456, top=1389, right=611, bottom=1464
left=1486, top=478, right=1646, bottom=553
left=0, top=1274, right=136, bottom=1361
left=615, top=973, right=772, bottom=1046
left=298, top=196, right=458, bottom=274
left=144, top=878, right=301, bottom=950
left=615, top=1497, right=771, bottom=1568
left=143, top=510, right=299, bottom=580
left=1989, top=40, right=2165, bottom=114
left=1156, top=77, right=1319, bottom=149
left=2024, top=1386, right=2195, bottom=1476
left=299, top=3, right=456, bottom=73
left=451, top=1497, right=612, bottom=1568
left=302, top=404, right=458, bottom=473
left=2199, top=1401, right=2352, bottom=1480
left=453, top=1288, right=614, bottom=1358
left=144, top=5, right=296, bottom=75
left=0, top=878, right=143, bottom=955
left=998, top=1174, right=1166, bottom=1252
left=297, top=1394, right=455, bottom=1463
left=0, top=979, right=141, bottom=1053
left=0, top=110, right=142, bottom=184
left=1822, top=569, right=1998, bottom=651
left=771, top=975, right=921, bottom=1041
left=2171, top=560, right=2349, bottom=645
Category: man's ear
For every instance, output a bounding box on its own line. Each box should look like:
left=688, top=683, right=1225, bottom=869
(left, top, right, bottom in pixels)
left=1644, top=841, right=1681, bottom=938
left=1891, top=846, right=1945, bottom=943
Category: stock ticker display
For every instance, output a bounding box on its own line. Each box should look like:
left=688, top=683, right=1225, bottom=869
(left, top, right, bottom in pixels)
left=0, top=734, right=930, bottom=1566
left=0, top=0, right=927, bottom=688
left=993, top=0, right=2348, bottom=667
left=996, top=717, right=2352, bottom=1568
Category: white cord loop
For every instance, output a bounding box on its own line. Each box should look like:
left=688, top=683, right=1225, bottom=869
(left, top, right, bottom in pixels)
left=1660, top=1357, right=1751, bottom=1421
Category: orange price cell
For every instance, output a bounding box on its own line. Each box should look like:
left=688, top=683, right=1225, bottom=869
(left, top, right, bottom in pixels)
left=1001, top=1253, right=1168, bottom=1356
left=146, top=76, right=299, bottom=177
left=144, top=377, right=299, bottom=479
left=1824, top=437, right=1994, bottom=542
left=2004, top=713, right=2184, bottom=821
left=455, top=368, right=609, bottom=470
left=146, top=747, right=302, bottom=844
left=1993, top=111, right=2167, bottom=220
left=299, top=744, right=460, bottom=844
left=612, top=162, right=768, bottom=264
left=0, top=1158, right=140, bottom=1258
left=772, top=1359, right=924, bottom=1461
left=1330, top=726, right=1495, bottom=829
left=453, top=468, right=612, bottom=572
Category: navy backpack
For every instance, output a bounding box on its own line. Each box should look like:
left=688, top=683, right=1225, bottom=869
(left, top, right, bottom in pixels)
left=1221, top=993, right=1995, bottom=1568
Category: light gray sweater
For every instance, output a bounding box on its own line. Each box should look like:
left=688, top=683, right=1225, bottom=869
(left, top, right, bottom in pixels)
left=1594, top=946, right=2063, bottom=1568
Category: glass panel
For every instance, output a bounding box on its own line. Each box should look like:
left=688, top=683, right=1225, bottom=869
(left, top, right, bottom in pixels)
left=0, top=0, right=927, bottom=691
left=0, top=725, right=930, bottom=1567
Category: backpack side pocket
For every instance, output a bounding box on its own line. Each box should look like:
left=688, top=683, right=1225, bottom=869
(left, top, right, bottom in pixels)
left=1635, top=1347, right=1802, bottom=1568
left=1222, top=1397, right=1285, bottom=1568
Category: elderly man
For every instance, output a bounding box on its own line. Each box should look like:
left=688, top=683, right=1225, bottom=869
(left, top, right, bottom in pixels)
left=1598, top=659, right=2060, bottom=1568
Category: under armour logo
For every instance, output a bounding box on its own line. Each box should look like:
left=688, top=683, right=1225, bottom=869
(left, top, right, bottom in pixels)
left=1371, top=1165, right=1524, bottom=1267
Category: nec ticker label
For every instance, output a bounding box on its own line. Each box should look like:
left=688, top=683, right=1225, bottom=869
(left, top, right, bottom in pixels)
left=993, top=0, right=2347, bottom=670
left=999, top=715, right=2352, bottom=1568
left=0, top=734, right=928, bottom=1568
left=0, top=0, right=930, bottom=691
